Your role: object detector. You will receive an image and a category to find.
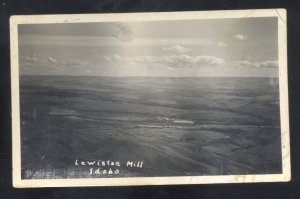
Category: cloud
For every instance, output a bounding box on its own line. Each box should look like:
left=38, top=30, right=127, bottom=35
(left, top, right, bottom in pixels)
left=62, top=59, right=91, bottom=68
left=235, top=34, right=247, bottom=40
left=217, top=42, right=227, bottom=47
left=165, top=55, right=225, bottom=67
left=163, top=45, right=190, bottom=53
left=22, top=55, right=58, bottom=65
left=20, top=55, right=58, bottom=74
left=257, top=61, right=278, bottom=68
left=47, top=56, right=57, bottom=64
left=104, top=54, right=225, bottom=69
left=22, top=54, right=39, bottom=62
left=20, top=55, right=92, bottom=75
left=235, top=60, right=278, bottom=68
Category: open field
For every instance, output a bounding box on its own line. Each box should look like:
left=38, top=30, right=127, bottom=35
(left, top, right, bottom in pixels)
left=19, top=76, right=282, bottom=179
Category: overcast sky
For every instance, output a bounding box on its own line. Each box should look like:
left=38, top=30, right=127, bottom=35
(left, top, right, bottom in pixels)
left=18, top=17, right=278, bottom=77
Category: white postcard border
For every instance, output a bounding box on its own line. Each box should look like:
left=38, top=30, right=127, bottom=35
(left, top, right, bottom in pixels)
left=10, top=8, right=290, bottom=188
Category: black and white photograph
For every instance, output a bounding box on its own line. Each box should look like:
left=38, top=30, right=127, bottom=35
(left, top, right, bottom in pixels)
left=10, top=9, right=290, bottom=187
